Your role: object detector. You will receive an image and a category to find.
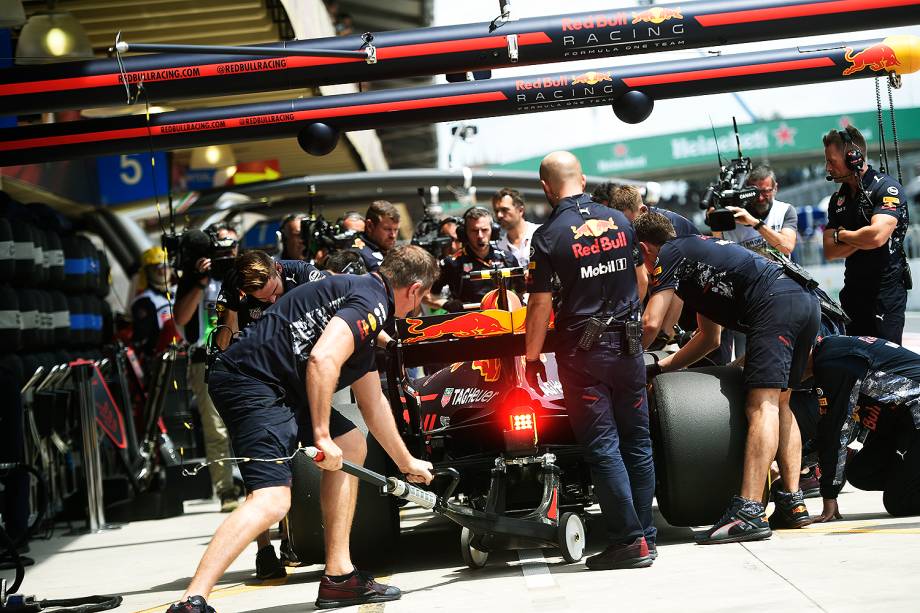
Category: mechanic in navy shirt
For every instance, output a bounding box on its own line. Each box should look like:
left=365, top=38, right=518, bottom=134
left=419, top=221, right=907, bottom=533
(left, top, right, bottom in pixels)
left=803, top=335, right=920, bottom=523
left=350, top=200, right=401, bottom=272
left=170, top=246, right=438, bottom=613
left=637, top=212, right=820, bottom=544
left=430, top=206, right=519, bottom=312
left=525, top=151, right=655, bottom=570
left=214, top=251, right=328, bottom=350
left=822, top=126, right=909, bottom=344
left=593, top=181, right=700, bottom=237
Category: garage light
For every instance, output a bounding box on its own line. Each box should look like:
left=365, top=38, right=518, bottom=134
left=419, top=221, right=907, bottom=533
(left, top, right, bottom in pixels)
left=15, top=10, right=94, bottom=64
left=0, top=1, right=26, bottom=28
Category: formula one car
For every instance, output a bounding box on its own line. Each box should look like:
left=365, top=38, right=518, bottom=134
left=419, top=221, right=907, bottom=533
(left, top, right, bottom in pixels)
left=287, top=268, right=749, bottom=567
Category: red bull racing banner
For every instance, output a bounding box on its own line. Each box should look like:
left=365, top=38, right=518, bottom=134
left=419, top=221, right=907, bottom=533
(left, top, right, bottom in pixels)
left=1, top=35, right=918, bottom=167
left=0, top=0, right=918, bottom=116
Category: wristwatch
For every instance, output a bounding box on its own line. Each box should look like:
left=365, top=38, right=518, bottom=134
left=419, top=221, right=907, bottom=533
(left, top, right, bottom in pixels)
left=833, top=228, right=841, bottom=245
left=753, top=220, right=765, bottom=230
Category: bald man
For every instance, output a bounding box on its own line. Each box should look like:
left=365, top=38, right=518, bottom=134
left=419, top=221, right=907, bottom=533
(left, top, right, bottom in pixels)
left=525, top=151, right=656, bottom=570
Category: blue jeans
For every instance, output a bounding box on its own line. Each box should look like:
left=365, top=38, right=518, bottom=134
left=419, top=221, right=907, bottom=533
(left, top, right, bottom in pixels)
left=556, top=332, right=656, bottom=546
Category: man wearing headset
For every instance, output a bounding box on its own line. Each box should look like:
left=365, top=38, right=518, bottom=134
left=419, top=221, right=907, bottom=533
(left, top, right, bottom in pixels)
left=279, top=214, right=308, bottom=261
left=823, top=125, right=909, bottom=344
left=430, top=206, right=518, bottom=312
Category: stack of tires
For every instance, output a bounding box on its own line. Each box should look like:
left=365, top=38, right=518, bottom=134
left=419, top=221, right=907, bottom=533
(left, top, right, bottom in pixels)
left=0, top=195, right=113, bottom=380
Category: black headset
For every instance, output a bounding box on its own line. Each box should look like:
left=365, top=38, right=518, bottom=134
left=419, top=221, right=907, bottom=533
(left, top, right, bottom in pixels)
left=456, top=206, right=500, bottom=248
left=838, top=129, right=865, bottom=172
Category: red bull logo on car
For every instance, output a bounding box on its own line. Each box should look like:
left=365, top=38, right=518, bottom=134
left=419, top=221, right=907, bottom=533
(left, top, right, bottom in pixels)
left=570, top=217, right=619, bottom=239
left=402, top=311, right=520, bottom=344
left=571, top=71, right=613, bottom=86
left=472, top=358, right=502, bottom=382
left=842, top=43, right=900, bottom=76
left=631, top=7, right=683, bottom=25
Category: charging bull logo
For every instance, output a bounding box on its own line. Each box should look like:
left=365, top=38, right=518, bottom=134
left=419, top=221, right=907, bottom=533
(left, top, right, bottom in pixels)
left=571, top=217, right=619, bottom=239
left=571, top=71, right=613, bottom=85
left=632, top=7, right=683, bottom=24
left=403, top=312, right=509, bottom=344
left=843, top=44, right=901, bottom=76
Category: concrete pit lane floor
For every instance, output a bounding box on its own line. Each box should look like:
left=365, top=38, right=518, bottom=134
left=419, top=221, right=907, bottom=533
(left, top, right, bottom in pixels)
left=17, top=324, right=920, bottom=612
left=16, top=487, right=920, bottom=613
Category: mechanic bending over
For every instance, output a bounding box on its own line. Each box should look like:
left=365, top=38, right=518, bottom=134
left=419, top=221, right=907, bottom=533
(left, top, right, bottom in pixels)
left=637, top=212, right=819, bottom=544
left=168, top=246, right=438, bottom=613
left=822, top=125, right=909, bottom=344
left=428, top=206, right=520, bottom=313
left=802, top=335, right=920, bottom=522
left=525, top=151, right=655, bottom=570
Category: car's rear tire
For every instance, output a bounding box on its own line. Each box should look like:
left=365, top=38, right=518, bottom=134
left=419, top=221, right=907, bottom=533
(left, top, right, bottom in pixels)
left=288, top=403, right=400, bottom=565
left=651, top=366, right=748, bottom=527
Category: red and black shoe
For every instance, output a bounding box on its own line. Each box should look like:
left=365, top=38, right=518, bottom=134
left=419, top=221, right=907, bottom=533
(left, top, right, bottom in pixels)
left=770, top=489, right=813, bottom=529
left=165, top=596, right=215, bottom=613
left=585, top=537, right=653, bottom=570
left=315, top=570, right=401, bottom=609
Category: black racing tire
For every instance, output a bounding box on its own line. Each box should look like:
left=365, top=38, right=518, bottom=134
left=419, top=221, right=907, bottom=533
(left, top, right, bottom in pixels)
left=288, top=404, right=400, bottom=565
left=651, top=366, right=748, bottom=527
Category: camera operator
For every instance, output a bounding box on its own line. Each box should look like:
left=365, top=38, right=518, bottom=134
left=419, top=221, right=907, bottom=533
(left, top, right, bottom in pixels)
left=172, top=223, right=239, bottom=515
left=168, top=246, right=437, bottom=613
left=492, top=187, right=540, bottom=268
left=278, top=214, right=308, bottom=261
left=801, top=335, right=920, bottom=522
left=339, top=211, right=365, bottom=233
left=429, top=207, right=519, bottom=313
left=638, top=212, right=820, bottom=544
left=822, top=125, right=909, bottom=343
left=525, top=151, right=655, bottom=569
left=351, top=201, right=400, bottom=272
left=714, top=165, right=797, bottom=256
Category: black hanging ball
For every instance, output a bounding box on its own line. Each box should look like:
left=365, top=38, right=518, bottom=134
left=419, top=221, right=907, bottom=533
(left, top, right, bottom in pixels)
left=297, top=123, right=340, bottom=156
left=613, top=91, right=654, bottom=124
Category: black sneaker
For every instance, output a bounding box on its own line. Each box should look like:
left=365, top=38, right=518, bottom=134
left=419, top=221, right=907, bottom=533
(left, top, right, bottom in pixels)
left=585, top=537, right=653, bottom=570
left=166, top=596, right=215, bottom=613
left=770, top=489, right=812, bottom=529
left=696, top=496, right=771, bottom=545
left=799, top=465, right=821, bottom=499
left=278, top=538, right=303, bottom=567
left=315, top=570, right=401, bottom=609
left=255, top=545, right=286, bottom=580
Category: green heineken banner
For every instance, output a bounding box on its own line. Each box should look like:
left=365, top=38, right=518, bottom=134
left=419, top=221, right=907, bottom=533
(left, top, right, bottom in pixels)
left=499, top=107, right=920, bottom=177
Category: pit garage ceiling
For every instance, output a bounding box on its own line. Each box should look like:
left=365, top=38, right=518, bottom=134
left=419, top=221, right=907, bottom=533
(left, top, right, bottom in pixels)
left=17, top=0, right=436, bottom=177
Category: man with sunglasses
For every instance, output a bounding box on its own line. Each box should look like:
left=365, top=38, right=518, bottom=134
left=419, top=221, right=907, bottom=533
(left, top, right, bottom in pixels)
left=713, top=165, right=797, bottom=257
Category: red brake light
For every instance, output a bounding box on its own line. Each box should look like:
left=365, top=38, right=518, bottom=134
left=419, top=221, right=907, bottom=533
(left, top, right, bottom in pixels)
left=510, top=411, right=535, bottom=432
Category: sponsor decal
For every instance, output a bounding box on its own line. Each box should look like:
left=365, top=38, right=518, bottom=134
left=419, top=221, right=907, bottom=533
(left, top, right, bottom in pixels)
left=308, top=269, right=324, bottom=282
left=571, top=71, right=613, bottom=85
left=887, top=186, right=900, bottom=196
left=580, top=258, right=627, bottom=278
left=632, top=7, right=683, bottom=24
left=561, top=13, right=629, bottom=31
left=571, top=231, right=628, bottom=258
left=440, top=416, right=451, bottom=427
left=448, top=387, right=499, bottom=406
left=368, top=312, right=377, bottom=331
left=654, top=265, right=662, bottom=275
left=441, top=387, right=454, bottom=408
left=539, top=380, right=563, bottom=395
left=357, top=319, right=370, bottom=340
left=463, top=262, right=473, bottom=273
left=402, top=312, right=515, bottom=343
left=882, top=196, right=899, bottom=204
left=861, top=405, right=882, bottom=431
left=472, top=358, right=502, bottom=382
left=842, top=44, right=900, bottom=76
left=858, top=336, right=878, bottom=343
left=571, top=217, right=619, bottom=239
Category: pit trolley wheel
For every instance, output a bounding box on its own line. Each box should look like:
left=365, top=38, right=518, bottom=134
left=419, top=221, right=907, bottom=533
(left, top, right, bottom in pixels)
left=557, top=512, right=586, bottom=563
left=460, top=527, right=489, bottom=569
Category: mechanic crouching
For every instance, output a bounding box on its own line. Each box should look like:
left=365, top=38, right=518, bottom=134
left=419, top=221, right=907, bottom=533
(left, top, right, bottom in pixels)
left=637, top=212, right=819, bottom=544
left=525, top=151, right=655, bottom=570
left=803, top=335, right=920, bottom=522
left=168, top=246, right=438, bottom=613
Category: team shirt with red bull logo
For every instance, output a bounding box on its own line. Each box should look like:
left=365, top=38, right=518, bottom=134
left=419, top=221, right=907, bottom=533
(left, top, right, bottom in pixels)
left=811, top=335, right=920, bottom=499
left=433, top=244, right=519, bottom=305
left=826, top=166, right=908, bottom=298
left=529, top=194, right=641, bottom=333
left=218, top=273, right=393, bottom=409
left=648, top=235, right=785, bottom=333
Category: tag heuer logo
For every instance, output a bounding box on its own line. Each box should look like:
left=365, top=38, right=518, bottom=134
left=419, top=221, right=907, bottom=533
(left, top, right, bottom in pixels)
left=441, top=388, right=454, bottom=408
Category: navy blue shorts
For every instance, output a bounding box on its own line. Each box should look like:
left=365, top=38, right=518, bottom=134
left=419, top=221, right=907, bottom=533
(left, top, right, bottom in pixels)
left=209, top=364, right=356, bottom=490
left=743, top=279, right=820, bottom=390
